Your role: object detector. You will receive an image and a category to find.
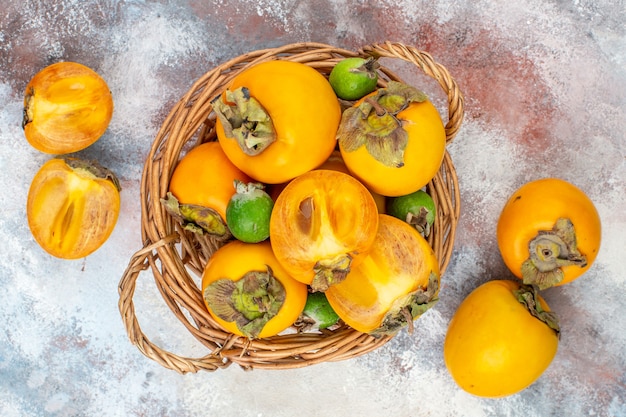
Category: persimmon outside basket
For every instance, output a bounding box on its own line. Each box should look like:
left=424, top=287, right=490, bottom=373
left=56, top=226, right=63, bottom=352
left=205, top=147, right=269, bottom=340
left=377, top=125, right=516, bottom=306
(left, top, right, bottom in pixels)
left=118, top=41, right=464, bottom=374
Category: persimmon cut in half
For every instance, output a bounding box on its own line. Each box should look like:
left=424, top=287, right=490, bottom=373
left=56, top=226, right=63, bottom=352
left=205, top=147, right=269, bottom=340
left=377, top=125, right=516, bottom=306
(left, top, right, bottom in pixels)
left=27, top=158, right=121, bottom=259
left=325, top=214, right=440, bottom=335
left=269, top=169, right=379, bottom=292
left=23, top=61, right=114, bottom=154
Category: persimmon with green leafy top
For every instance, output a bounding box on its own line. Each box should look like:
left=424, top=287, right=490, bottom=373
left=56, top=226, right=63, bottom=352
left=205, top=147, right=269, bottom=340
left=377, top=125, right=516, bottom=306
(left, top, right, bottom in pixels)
left=338, top=81, right=446, bottom=197
left=213, top=60, right=341, bottom=184
left=201, top=240, right=308, bottom=339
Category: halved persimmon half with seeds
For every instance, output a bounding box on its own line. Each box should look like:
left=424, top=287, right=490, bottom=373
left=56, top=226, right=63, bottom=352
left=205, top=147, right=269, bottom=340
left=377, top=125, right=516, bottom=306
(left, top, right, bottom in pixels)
left=22, top=61, right=114, bottom=154
left=27, top=158, right=121, bottom=259
left=269, top=169, right=379, bottom=292
left=326, top=214, right=440, bottom=336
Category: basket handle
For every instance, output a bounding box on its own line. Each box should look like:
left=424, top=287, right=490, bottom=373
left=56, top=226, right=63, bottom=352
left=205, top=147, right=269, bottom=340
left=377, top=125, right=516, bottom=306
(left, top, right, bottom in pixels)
left=361, top=41, right=464, bottom=143
left=118, top=234, right=228, bottom=374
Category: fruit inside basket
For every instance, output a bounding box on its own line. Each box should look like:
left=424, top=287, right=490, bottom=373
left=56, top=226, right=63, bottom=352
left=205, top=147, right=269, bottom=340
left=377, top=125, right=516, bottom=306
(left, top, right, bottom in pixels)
left=118, top=41, right=464, bottom=374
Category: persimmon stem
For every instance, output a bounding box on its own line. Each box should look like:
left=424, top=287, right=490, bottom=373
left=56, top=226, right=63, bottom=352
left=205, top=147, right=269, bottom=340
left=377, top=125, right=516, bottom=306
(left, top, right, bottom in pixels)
left=402, top=307, right=415, bottom=334
left=365, top=97, right=387, bottom=116
left=515, top=283, right=561, bottom=337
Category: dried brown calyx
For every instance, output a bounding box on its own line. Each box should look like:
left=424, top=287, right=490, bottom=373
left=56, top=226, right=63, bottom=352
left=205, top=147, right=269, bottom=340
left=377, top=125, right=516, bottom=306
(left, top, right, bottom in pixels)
left=161, top=192, right=229, bottom=238
left=337, top=81, right=428, bottom=168
left=521, top=217, right=587, bottom=290
left=371, top=272, right=440, bottom=337
left=212, top=87, right=276, bottom=156
left=514, top=283, right=561, bottom=337
left=203, top=266, right=286, bottom=339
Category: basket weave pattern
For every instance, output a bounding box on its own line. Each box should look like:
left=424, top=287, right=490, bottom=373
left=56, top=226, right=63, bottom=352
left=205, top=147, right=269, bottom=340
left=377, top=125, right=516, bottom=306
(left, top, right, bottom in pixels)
left=118, top=42, right=464, bottom=374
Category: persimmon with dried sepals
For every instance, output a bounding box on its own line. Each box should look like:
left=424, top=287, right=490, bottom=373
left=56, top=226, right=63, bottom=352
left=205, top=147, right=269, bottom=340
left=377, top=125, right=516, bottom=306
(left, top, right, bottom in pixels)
left=27, top=158, right=121, bottom=259
left=325, top=214, right=440, bottom=336
left=338, top=81, right=446, bottom=196
left=269, top=169, right=379, bottom=292
left=201, top=240, right=308, bottom=339
left=444, top=280, right=560, bottom=398
left=497, top=178, right=601, bottom=290
left=162, top=141, right=251, bottom=238
left=22, top=61, right=114, bottom=154
left=213, top=60, right=341, bottom=184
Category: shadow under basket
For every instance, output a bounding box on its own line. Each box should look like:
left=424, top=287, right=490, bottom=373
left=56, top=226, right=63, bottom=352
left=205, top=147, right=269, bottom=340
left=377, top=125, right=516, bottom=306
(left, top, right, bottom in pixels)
left=118, top=41, right=465, bottom=374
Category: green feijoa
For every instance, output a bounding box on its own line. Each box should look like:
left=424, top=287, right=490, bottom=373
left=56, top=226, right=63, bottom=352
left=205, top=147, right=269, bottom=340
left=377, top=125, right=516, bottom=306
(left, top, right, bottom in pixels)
left=296, top=291, right=340, bottom=331
left=226, top=180, right=274, bottom=243
left=387, top=189, right=436, bottom=237
left=329, top=57, right=379, bottom=100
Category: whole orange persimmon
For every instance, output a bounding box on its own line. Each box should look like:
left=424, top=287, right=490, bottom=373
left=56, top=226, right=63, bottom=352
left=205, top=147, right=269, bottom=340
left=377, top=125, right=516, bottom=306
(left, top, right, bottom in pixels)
left=444, top=280, right=560, bottom=398
left=337, top=81, right=446, bottom=197
left=162, top=141, right=252, bottom=238
left=201, top=240, right=308, bottom=339
left=214, top=60, right=341, bottom=184
left=497, top=178, right=601, bottom=289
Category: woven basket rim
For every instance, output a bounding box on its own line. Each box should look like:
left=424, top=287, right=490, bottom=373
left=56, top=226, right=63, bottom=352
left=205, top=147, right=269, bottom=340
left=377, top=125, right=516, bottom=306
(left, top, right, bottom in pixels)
left=118, top=41, right=464, bottom=374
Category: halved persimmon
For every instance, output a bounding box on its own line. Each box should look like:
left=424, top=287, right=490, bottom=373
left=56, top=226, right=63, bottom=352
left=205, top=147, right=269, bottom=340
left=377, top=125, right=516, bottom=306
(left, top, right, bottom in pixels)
left=27, top=158, right=121, bottom=259
left=269, top=169, right=379, bottom=292
left=316, top=150, right=386, bottom=213
left=22, top=62, right=114, bottom=154
left=325, top=214, right=440, bottom=335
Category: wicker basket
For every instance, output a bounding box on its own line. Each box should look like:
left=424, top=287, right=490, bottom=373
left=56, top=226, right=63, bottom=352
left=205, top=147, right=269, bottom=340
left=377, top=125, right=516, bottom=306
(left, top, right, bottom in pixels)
left=118, top=41, right=464, bottom=374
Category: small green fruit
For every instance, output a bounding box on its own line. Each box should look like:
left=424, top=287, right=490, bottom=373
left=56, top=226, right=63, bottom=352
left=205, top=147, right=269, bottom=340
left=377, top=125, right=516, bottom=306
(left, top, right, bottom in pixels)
left=297, top=292, right=340, bottom=331
left=226, top=181, right=274, bottom=243
left=387, top=189, right=436, bottom=237
left=329, top=57, right=379, bottom=100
